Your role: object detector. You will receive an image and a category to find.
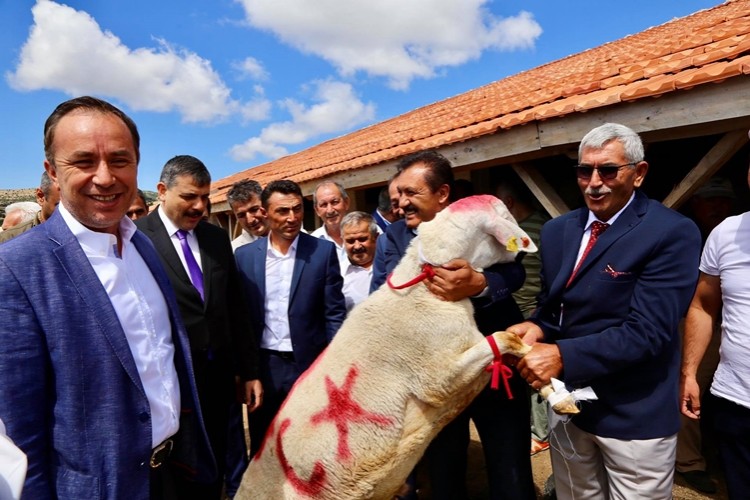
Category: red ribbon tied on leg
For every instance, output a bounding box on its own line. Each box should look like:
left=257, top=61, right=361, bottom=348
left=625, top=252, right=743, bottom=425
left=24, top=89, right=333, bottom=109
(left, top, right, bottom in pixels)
left=485, top=335, right=514, bottom=399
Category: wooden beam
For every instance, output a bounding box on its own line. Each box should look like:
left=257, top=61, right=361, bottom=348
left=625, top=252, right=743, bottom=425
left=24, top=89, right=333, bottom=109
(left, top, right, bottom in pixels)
left=512, top=163, right=571, bottom=218
left=662, top=129, right=748, bottom=209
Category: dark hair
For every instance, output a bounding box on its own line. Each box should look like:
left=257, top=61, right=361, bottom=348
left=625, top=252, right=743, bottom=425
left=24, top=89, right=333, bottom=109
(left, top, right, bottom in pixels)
left=159, top=155, right=211, bottom=188
left=135, top=189, right=148, bottom=207
left=44, top=96, right=140, bottom=165
left=39, top=171, right=54, bottom=197
left=377, top=187, right=391, bottom=212
left=227, top=179, right=263, bottom=207
left=395, top=150, right=454, bottom=193
left=261, top=180, right=303, bottom=208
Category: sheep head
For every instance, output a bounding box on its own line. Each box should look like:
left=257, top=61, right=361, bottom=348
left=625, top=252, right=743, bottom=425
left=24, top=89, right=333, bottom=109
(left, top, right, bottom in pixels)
left=416, top=195, right=538, bottom=269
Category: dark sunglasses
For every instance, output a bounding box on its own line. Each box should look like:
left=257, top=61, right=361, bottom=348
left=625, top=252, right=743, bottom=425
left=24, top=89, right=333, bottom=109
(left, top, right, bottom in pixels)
left=574, top=162, right=635, bottom=180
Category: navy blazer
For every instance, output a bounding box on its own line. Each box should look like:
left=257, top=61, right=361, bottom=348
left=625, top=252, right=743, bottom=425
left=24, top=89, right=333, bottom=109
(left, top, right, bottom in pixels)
left=0, top=211, right=215, bottom=499
left=235, top=232, right=347, bottom=372
left=533, top=191, right=701, bottom=439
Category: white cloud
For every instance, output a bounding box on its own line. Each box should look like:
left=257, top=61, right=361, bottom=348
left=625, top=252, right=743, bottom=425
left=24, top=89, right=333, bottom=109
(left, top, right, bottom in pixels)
left=233, top=56, right=269, bottom=81
left=6, top=0, right=270, bottom=123
left=235, top=0, right=542, bottom=89
left=230, top=80, right=375, bottom=162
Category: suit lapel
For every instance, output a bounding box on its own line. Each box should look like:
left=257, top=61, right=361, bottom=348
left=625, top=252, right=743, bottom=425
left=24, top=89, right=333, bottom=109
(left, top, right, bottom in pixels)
left=566, top=192, right=647, bottom=284
left=144, top=212, right=196, bottom=293
left=194, top=223, right=211, bottom=307
left=255, top=237, right=268, bottom=299
left=289, top=234, right=308, bottom=304
left=549, top=213, right=585, bottom=295
left=47, top=214, right=145, bottom=395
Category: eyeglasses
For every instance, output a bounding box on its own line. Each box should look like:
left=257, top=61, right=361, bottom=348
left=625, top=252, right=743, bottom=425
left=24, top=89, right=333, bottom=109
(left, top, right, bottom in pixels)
left=574, top=163, right=635, bottom=180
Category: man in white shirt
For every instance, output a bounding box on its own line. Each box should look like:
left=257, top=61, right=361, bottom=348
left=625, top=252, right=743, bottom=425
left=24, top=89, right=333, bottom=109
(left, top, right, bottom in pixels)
left=311, top=180, right=350, bottom=267
left=0, top=96, right=213, bottom=499
left=235, top=180, right=347, bottom=458
left=681, top=159, right=750, bottom=499
left=340, top=211, right=379, bottom=312
left=228, top=179, right=269, bottom=252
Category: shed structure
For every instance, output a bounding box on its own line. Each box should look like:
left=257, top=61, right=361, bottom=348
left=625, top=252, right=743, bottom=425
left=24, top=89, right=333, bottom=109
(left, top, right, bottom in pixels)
left=210, top=0, right=750, bottom=234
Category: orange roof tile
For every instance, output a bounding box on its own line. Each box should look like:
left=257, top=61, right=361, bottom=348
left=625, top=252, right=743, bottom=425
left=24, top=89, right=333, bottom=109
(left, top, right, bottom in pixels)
left=212, top=0, right=750, bottom=204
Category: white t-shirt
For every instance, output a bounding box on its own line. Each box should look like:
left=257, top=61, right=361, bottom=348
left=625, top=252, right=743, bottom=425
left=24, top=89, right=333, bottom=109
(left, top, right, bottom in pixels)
left=701, top=212, right=750, bottom=408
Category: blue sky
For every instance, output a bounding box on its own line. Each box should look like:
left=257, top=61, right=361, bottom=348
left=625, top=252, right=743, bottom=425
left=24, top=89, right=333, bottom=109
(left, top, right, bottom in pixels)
left=0, top=0, right=723, bottom=189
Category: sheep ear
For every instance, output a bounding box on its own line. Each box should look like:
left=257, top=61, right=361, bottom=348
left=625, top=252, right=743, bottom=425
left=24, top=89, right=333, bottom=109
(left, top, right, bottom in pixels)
left=489, top=216, right=538, bottom=253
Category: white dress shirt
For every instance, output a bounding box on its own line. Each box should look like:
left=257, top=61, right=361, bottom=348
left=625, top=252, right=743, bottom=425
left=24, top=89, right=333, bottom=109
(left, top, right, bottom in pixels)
left=59, top=204, right=180, bottom=447
left=261, top=235, right=298, bottom=351
left=342, top=262, right=373, bottom=312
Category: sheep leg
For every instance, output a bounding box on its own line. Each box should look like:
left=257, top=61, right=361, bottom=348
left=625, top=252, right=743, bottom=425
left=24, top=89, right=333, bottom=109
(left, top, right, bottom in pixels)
left=489, top=331, right=579, bottom=415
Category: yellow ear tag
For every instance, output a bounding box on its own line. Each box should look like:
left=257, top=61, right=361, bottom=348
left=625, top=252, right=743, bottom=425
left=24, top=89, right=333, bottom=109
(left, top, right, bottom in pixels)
left=506, top=236, right=519, bottom=252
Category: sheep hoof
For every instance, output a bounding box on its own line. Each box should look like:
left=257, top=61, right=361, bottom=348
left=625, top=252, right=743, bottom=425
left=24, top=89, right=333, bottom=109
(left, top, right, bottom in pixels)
left=551, top=396, right=580, bottom=415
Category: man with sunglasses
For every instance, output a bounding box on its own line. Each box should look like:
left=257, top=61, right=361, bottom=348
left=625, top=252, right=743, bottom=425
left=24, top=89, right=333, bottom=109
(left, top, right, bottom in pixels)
left=509, top=123, right=701, bottom=499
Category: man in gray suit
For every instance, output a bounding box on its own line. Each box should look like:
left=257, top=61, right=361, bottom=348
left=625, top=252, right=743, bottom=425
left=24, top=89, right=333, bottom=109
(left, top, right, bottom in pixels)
left=0, top=96, right=214, bottom=499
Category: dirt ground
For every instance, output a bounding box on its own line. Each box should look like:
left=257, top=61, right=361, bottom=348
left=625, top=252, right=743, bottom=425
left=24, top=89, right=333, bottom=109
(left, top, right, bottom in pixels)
left=413, top=423, right=729, bottom=499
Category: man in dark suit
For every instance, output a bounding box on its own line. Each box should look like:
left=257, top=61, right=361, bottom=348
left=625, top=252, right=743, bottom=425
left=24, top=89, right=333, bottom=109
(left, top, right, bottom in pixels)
left=137, top=155, right=261, bottom=499
left=235, top=179, right=347, bottom=458
left=370, top=150, right=533, bottom=500
left=511, top=123, right=701, bottom=499
left=0, top=96, right=214, bottom=499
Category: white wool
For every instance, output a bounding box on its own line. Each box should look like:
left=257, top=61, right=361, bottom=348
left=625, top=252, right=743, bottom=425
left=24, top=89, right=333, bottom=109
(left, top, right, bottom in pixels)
left=236, top=195, right=561, bottom=500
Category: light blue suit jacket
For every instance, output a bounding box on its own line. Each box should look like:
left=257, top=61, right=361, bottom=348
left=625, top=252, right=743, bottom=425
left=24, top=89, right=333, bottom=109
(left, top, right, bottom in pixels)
left=0, top=211, right=215, bottom=499
left=235, top=232, right=346, bottom=373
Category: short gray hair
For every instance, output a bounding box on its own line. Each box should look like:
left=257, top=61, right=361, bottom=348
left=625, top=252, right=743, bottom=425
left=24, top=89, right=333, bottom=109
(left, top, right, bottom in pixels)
left=313, top=180, right=349, bottom=206
left=227, top=179, right=262, bottom=206
left=341, top=211, right=378, bottom=238
left=4, top=201, right=40, bottom=223
left=579, top=123, right=644, bottom=164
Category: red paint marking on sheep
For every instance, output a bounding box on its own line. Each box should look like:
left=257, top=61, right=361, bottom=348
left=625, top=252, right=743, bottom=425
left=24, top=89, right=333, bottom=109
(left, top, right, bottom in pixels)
left=256, top=346, right=330, bottom=460
left=311, top=366, right=394, bottom=461
left=277, top=418, right=328, bottom=496
left=446, top=194, right=496, bottom=213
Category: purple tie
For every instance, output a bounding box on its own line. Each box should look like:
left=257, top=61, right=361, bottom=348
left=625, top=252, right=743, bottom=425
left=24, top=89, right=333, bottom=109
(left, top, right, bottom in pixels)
left=566, top=221, right=609, bottom=288
left=176, top=229, right=204, bottom=301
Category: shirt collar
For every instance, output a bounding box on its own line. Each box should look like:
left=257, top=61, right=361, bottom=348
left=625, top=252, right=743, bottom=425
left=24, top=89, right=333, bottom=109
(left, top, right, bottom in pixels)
left=157, top=205, right=189, bottom=238
left=585, top=191, right=635, bottom=230
left=267, top=233, right=300, bottom=257
left=58, top=203, right=136, bottom=257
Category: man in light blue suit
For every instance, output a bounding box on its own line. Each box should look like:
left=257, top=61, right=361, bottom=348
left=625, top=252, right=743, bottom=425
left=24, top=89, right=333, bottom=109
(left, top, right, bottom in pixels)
left=0, top=97, right=214, bottom=499
left=235, top=179, right=346, bottom=458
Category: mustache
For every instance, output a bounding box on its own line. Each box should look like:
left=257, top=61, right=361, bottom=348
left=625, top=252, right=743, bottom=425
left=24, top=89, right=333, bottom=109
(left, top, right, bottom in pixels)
left=585, top=186, right=612, bottom=197
left=186, top=210, right=204, bottom=218
left=351, top=247, right=367, bottom=254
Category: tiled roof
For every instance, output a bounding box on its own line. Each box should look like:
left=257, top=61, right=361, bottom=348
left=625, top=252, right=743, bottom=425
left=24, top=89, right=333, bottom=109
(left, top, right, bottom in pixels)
left=212, top=0, right=750, bottom=203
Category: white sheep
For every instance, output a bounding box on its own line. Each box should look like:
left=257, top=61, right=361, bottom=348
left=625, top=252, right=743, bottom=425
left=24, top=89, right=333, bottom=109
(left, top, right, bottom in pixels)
left=236, top=195, right=577, bottom=500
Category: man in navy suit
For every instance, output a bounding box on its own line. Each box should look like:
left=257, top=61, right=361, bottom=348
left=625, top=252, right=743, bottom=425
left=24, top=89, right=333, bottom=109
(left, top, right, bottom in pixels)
left=235, top=180, right=347, bottom=458
left=511, top=123, right=701, bottom=499
left=0, top=96, right=214, bottom=499
left=371, top=150, right=533, bottom=500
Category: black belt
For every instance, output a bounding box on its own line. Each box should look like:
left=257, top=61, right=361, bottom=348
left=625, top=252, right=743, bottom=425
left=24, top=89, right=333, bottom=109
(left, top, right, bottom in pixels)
left=150, top=438, right=174, bottom=468
left=262, top=348, right=295, bottom=361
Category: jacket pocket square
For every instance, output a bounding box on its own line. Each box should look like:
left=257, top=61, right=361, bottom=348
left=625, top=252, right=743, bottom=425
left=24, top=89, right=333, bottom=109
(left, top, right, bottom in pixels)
left=602, top=264, right=631, bottom=279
